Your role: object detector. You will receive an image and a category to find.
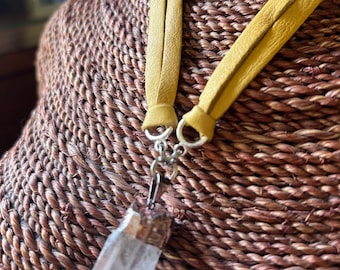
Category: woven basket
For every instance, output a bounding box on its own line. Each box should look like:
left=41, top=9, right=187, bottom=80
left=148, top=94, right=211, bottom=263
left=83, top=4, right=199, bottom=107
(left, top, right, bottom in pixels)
left=1, top=0, right=339, bottom=269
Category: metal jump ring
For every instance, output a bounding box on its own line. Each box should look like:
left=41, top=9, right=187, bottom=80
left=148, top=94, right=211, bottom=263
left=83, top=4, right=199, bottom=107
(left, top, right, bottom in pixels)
left=176, top=119, right=207, bottom=149
left=145, top=127, right=173, bottom=142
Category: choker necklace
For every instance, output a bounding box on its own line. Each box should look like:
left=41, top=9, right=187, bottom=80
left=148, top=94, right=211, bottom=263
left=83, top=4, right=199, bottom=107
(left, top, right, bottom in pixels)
left=93, top=0, right=321, bottom=269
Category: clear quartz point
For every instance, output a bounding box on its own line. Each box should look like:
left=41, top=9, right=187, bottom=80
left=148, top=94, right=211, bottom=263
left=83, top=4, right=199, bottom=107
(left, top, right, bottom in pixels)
left=93, top=203, right=172, bottom=270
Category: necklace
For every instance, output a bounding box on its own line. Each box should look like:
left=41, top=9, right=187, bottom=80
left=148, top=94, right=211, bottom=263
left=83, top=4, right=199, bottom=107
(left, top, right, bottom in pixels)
left=93, top=0, right=321, bottom=269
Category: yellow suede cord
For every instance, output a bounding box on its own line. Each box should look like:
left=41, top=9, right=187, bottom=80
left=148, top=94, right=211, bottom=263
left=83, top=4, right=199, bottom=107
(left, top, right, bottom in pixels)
left=142, top=0, right=183, bottom=130
left=142, top=0, right=322, bottom=141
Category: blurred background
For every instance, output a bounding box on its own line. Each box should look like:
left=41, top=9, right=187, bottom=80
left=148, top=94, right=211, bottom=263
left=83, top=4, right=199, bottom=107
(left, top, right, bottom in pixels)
left=0, top=0, right=65, bottom=156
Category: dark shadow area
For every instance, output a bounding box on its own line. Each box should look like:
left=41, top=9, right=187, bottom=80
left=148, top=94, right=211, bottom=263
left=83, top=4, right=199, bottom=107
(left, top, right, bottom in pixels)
left=0, top=0, right=64, bottom=156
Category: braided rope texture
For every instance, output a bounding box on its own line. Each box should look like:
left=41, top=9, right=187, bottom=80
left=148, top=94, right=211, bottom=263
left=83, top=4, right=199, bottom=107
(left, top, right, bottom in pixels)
left=0, top=0, right=339, bottom=269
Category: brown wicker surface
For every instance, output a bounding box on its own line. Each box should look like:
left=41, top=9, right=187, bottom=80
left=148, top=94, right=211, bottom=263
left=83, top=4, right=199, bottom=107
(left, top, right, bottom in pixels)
left=1, top=0, right=339, bottom=269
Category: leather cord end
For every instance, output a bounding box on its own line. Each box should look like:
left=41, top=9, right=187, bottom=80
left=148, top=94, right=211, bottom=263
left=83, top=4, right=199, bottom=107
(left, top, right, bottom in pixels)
left=142, top=104, right=178, bottom=131
left=183, top=105, right=216, bottom=141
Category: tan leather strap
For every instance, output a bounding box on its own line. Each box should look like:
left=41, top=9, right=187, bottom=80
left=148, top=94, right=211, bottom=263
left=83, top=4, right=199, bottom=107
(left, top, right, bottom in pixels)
left=142, top=0, right=322, bottom=141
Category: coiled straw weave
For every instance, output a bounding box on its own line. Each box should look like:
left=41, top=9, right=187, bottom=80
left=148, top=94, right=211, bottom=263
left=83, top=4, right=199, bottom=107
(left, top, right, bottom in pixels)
left=1, top=0, right=339, bottom=269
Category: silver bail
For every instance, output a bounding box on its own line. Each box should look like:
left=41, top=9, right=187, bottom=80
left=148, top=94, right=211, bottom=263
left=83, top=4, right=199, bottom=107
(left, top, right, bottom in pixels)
left=147, top=173, right=170, bottom=209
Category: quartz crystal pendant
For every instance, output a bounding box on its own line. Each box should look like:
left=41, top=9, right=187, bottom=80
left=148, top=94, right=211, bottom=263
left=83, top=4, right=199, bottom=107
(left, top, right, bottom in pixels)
left=93, top=203, right=172, bottom=270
